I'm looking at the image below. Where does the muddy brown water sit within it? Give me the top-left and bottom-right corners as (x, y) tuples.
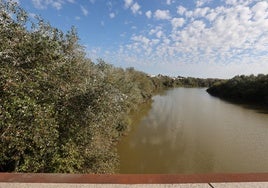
(117, 88), (268, 174)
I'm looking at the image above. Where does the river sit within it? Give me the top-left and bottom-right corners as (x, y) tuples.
(117, 88), (268, 174)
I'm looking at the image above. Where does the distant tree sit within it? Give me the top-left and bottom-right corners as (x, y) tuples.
(207, 74), (268, 105)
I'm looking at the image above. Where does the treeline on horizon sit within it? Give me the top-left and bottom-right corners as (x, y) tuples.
(0, 1), (221, 173)
(207, 74), (268, 105)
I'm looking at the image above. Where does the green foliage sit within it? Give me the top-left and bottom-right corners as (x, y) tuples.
(179, 77), (223, 88)
(151, 75), (223, 88)
(0, 0), (119, 173)
(207, 74), (268, 105)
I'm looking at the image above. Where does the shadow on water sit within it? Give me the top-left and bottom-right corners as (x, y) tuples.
(207, 93), (268, 114)
(242, 104), (268, 114)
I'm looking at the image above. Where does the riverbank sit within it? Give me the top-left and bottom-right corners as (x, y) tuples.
(206, 74), (268, 106)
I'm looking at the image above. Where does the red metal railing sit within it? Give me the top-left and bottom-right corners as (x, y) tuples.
(1, 173), (268, 184)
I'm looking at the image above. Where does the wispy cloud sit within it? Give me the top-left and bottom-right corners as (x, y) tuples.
(80, 5), (88, 16)
(31, 0), (65, 10)
(66, 0), (75, 3)
(195, 0), (211, 7)
(31, 0), (46, 9)
(166, 0), (174, 5)
(109, 12), (115, 19)
(89, 0), (95, 4)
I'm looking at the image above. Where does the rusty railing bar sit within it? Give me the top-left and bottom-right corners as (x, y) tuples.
(1, 173), (268, 184)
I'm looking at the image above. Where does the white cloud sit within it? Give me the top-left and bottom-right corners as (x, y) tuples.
(206, 11), (218, 22)
(225, 0), (260, 6)
(132, 35), (150, 45)
(81, 5), (88, 16)
(109, 12), (115, 18)
(149, 26), (162, 35)
(52, 2), (62, 10)
(177, 6), (187, 15)
(31, 0), (81, 10)
(31, 0), (46, 9)
(154, 9), (171, 20)
(193, 7), (210, 17)
(145, 10), (152, 19)
(225, 0), (238, 5)
(31, 0), (65, 10)
(156, 30), (163, 38)
(196, 0), (211, 7)
(112, 1), (268, 78)
(166, 0), (174, 5)
(131, 2), (142, 15)
(83, 0), (268, 78)
(75, 16), (80, 20)
(252, 1), (268, 21)
(171, 18), (185, 28)
(124, 0), (142, 15)
(124, 0), (133, 8)
(185, 10), (193, 18)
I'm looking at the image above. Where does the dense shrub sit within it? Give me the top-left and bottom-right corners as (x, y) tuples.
(0, 1), (177, 173)
(207, 74), (268, 105)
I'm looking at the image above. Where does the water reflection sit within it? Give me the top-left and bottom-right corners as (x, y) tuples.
(118, 88), (268, 174)
(209, 94), (268, 115)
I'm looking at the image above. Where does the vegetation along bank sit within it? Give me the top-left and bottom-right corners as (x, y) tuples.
(207, 74), (268, 105)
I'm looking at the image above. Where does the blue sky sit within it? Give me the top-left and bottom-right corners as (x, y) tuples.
(16, 0), (268, 78)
